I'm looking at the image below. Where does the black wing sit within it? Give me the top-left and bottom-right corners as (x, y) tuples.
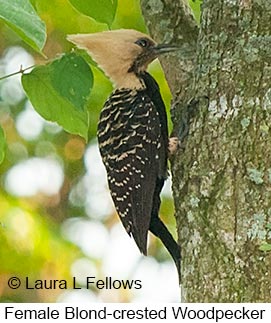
(97, 88), (163, 254)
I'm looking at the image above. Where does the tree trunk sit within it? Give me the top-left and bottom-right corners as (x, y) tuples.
(141, 0), (271, 302)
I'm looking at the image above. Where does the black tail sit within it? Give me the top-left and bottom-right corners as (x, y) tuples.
(149, 178), (181, 282)
(149, 216), (181, 282)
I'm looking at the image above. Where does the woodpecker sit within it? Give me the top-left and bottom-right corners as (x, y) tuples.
(67, 29), (181, 277)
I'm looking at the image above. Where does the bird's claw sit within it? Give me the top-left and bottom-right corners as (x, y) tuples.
(168, 137), (180, 156)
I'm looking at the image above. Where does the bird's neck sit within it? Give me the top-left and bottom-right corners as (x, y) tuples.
(114, 71), (147, 90)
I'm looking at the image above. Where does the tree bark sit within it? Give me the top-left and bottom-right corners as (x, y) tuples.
(141, 0), (271, 302)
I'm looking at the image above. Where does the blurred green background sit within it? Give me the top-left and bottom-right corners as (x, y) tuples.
(0, 0), (201, 302)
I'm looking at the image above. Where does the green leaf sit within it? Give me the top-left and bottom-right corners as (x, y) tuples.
(189, 0), (202, 24)
(22, 53), (93, 140)
(0, 0), (46, 53)
(259, 243), (271, 252)
(50, 53), (93, 112)
(68, 0), (118, 27)
(0, 125), (6, 164)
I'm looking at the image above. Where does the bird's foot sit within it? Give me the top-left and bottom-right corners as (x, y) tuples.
(168, 137), (180, 156)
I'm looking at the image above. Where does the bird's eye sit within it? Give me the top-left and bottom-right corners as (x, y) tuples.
(135, 38), (151, 48)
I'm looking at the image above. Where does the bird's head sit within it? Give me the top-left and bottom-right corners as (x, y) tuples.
(67, 29), (177, 89)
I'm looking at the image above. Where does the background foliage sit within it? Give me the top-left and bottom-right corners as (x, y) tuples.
(0, 0), (201, 302)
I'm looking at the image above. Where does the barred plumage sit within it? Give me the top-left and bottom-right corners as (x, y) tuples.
(98, 73), (166, 254)
(67, 29), (181, 279)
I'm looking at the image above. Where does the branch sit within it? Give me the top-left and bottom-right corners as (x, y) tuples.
(0, 65), (35, 81)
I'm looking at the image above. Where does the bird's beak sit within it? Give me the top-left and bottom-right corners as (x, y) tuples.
(152, 44), (179, 55)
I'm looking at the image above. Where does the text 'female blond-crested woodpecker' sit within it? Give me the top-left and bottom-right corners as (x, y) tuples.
(67, 29), (181, 277)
